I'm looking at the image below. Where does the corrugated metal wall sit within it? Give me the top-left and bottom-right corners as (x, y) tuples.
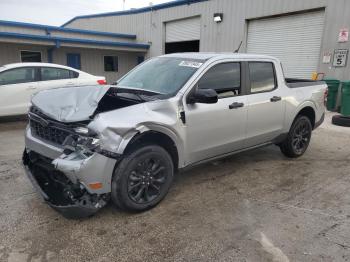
(65, 0), (350, 80)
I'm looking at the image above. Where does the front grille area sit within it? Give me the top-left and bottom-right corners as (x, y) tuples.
(30, 119), (71, 145)
(29, 106), (73, 145)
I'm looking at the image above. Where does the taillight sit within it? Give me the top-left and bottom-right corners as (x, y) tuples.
(324, 88), (328, 106)
(97, 79), (107, 85)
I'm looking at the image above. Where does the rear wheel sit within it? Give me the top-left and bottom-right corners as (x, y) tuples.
(279, 116), (312, 158)
(111, 145), (174, 212)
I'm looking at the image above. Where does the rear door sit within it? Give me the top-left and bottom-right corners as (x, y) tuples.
(38, 67), (79, 91)
(244, 61), (285, 147)
(0, 67), (39, 116)
(184, 61), (248, 164)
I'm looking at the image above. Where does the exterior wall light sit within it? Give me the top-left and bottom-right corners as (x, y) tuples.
(214, 13), (223, 23)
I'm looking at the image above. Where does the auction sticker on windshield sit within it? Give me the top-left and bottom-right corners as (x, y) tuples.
(179, 61), (203, 68)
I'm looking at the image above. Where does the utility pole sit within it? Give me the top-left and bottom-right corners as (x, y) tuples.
(122, 0), (125, 11)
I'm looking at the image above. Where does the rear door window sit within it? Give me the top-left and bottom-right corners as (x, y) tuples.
(0, 67), (36, 85)
(40, 67), (72, 81)
(70, 71), (79, 78)
(198, 62), (241, 98)
(249, 62), (276, 93)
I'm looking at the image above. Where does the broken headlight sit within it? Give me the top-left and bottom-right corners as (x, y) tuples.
(63, 134), (119, 160)
(74, 126), (89, 135)
(74, 126), (98, 137)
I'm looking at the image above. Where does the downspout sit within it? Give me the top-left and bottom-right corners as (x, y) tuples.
(47, 48), (54, 63)
(47, 40), (60, 63)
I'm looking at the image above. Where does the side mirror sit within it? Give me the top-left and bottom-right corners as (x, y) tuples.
(188, 89), (218, 104)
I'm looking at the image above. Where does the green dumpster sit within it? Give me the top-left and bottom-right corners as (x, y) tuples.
(341, 81), (350, 116)
(324, 79), (340, 111)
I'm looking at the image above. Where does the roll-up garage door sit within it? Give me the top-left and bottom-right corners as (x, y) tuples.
(247, 11), (325, 79)
(166, 17), (200, 43)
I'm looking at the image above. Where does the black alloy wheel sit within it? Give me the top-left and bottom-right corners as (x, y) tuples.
(280, 116), (312, 158)
(127, 157), (167, 204)
(111, 145), (174, 212)
(291, 118), (312, 155)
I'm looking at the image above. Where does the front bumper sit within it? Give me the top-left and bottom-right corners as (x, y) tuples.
(25, 126), (118, 194)
(23, 126), (120, 218)
(23, 150), (110, 219)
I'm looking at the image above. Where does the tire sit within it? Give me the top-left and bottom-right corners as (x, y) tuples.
(332, 114), (350, 127)
(111, 145), (174, 212)
(279, 115), (312, 158)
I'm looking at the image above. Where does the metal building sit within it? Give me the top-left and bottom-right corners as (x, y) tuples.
(1, 0), (350, 82)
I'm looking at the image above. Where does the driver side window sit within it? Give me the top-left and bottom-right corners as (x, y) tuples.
(198, 62), (241, 98)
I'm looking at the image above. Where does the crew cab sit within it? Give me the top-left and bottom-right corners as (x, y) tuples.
(22, 53), (327, 218)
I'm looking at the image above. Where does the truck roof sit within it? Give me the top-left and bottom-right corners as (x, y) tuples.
(161, 52), (279, 62)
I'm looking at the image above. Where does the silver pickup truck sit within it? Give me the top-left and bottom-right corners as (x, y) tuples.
(23, 53), (327, 218)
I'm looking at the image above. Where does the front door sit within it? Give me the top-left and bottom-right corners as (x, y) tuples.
(244, 61), (285, 147)
(184, 62), (248, 165)
(0, 67), (39, 116)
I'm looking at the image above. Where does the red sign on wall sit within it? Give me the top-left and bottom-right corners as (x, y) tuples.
(338, 28), (349, 42)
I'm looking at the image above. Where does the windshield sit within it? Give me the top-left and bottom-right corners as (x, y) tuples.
(117, 57), (203, 95)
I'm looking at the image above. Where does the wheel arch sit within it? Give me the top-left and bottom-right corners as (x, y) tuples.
(295, 106), (316, 128)
(117, 126), (183, 170)
(289, 102), (316, 130)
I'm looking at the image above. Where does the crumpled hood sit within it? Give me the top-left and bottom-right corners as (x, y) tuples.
(31, 85), (111, 122)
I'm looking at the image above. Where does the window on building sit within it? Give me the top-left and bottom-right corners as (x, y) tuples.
(137, 56), (145, 65)
(21, 51), (42, 62)
(0, 68), (36, 85)
(104, 56), (118, 72)
(249, 62), (276, 93)
(40, 67), (76, 81)
(198, 62), (241, 98)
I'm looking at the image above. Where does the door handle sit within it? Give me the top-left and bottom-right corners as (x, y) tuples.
(229, 102), (244, 109)
(270, 96), (282, 102)
(66, 82), (75, 85)
(26, 85), (37, 90)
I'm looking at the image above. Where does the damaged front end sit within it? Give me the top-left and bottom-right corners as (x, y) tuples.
(23, 150), (110, 219)
(23, 102), (124, 219)
(23, 84), (177, 218)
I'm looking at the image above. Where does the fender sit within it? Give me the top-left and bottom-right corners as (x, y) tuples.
(286, 100), (317, 130)
(115, 123), (185, 168)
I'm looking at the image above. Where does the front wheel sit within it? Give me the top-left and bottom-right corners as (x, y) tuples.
(111, 145), (174, 212)
(279, 116), (312, 158)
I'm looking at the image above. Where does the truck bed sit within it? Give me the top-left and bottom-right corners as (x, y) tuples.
(286, 78), (325, 88)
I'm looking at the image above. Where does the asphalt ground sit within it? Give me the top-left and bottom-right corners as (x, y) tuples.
(0, 112), (349, 262)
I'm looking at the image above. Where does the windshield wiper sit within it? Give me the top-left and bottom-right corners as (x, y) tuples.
(114, 89), (149, 102)
(114, 87), (164, 102)
(115, 86), (163, 96)
(129, 92), (146, 102)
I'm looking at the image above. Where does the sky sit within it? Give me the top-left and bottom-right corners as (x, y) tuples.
(0, 0), (171, 26)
